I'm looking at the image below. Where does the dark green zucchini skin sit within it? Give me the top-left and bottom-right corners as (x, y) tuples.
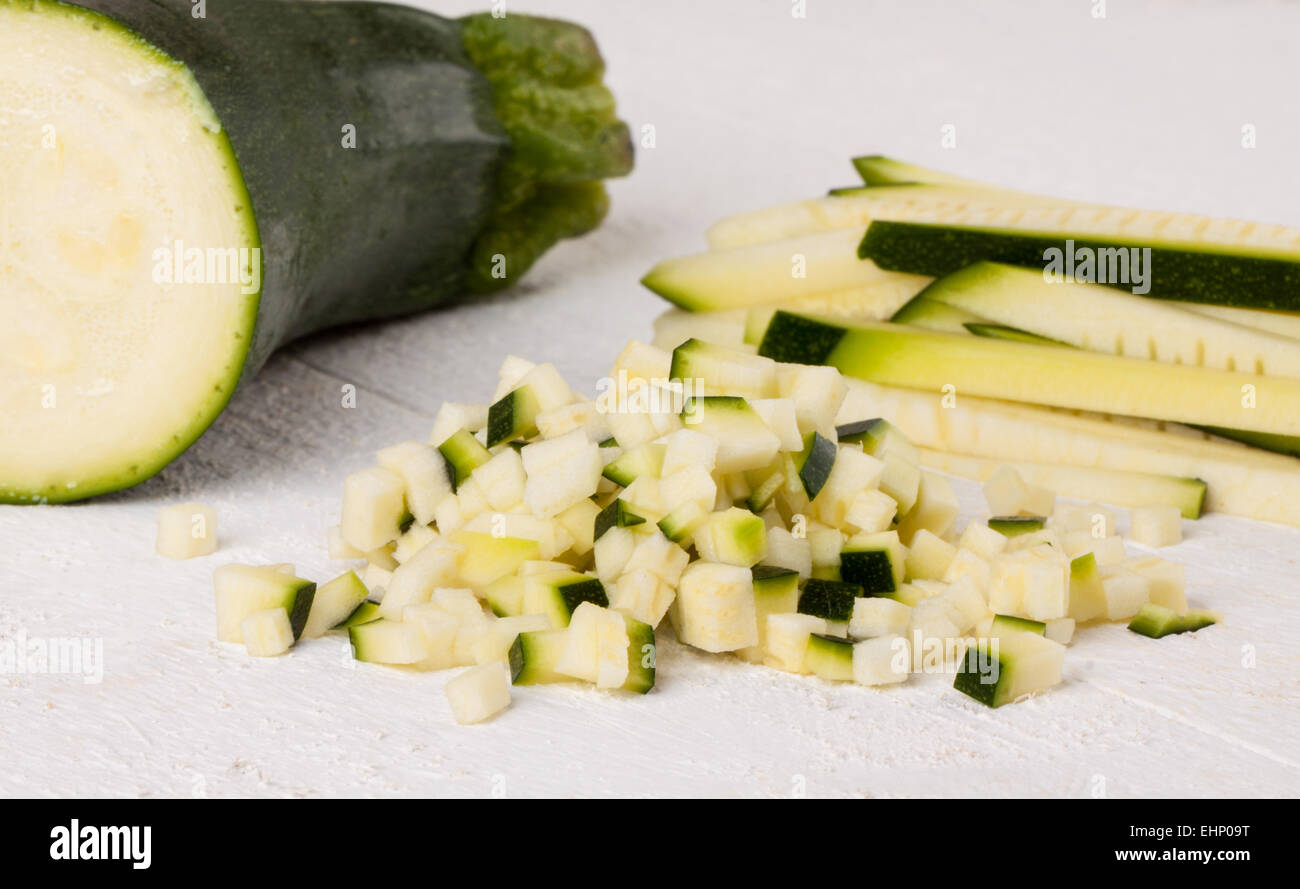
(74, 0), (509, 375)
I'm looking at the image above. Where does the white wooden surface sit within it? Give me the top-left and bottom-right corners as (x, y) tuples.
(3, 0), (1299, 798)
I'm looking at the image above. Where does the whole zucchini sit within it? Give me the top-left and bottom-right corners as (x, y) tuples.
(0, 0), (632, 503)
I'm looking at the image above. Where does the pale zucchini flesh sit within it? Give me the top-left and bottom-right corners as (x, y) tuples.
(0, 3), (259, 503)
(922, 263), (1300, 379)
(836, 378), (1300, 527)
(918, 449), (1206, 519)
(642, 229), (929, 312)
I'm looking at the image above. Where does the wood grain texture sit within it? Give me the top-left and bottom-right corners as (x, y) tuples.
(1, 0), (1298, 798)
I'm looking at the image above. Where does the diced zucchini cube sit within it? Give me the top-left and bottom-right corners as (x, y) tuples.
(241, 608), (294, 657)
(340, 466), (406, 552)
(623, 531), (690, 586)
(377, 441), (452, 526)
(983, 465), (1030, 516)
(1129, 505), (1183, 548)
(445, 662), (512, 725)
(694, 507), (767, 567)
(852, 635), (911, 686)
(674, 561), (758, 652)
(1124, 556), (1186, 613)
(849, 597), (911, 639)
(472, 448), (527, 511)
(521, 430), (603, 518)
(764, 613), (829, 674)
(749, 398), (803, 452)
(943, 548), (991, 595)
(958, 522), (1008, 562)
(896, 471), (960, 544)
(302, 570), (370, 639)
(845, 488), (898, 534)
(762, 527), (813, 579)
(610, 569), (677, 627)
(662, 428), (719, 475)
(1101, 570), (1150, 621)
(429, 402), (489, 448)
(904, 529), (956, 581)
(349, 619), (433, 665)
(378, 542), (463, 620)
(156, 501), (218, 560)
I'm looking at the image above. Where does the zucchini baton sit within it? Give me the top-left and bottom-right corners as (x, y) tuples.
(0, 0), (632, 503)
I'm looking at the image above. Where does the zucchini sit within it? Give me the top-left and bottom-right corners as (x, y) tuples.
(840, 531), (906, 595)
(302, 571), (370, 639)
(797, 579), (862, 622)
(602, 442), (665, 487)
(989, 614), (1047, 636)
(758, 312), (1300, 437)
(988, 516), (1047, 538)
(680, 396), (781, 473)
(213, 564), (315, 644)
(438, 429), (493, 489)
(924, 263), (1300, 378)
(673, 561), (759, 653)
(703, 183), (1070, 250)
(954, 632), (1064, 708)
(1128, 603), (1218, 639)
(486, 386), (542, 447)
(594, 499), (647, 540)
(509, 628), (572, 685)
(836, 377), (1300, 526)
(523, 571), (609, 628)
(851, 155), (988, 188)
(695, 508), (767, 568)
(805, 634), (855, 682)
(642, 229), (930, 312)
(671, 338), (778, 398)
(451, 531), (542, 589)
(921, 451), (1207, 519)
(241, 609), (296, 658)
(793, 431), (838, 499)
(2, 0), (630, 503)
(336, 601), (383, 630)
(859, 216), (1300, 311)
(349, 619), (431, 665)
(445, 662), (513, 725)
(891, 295), (986, 333)
(964, 323), (1065, 346)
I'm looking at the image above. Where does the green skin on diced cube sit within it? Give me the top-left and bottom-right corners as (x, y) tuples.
(622, 616), (657, 694)
(487, 386), (541, 447)
(797, 579), (862, 622)
(795, 431), (837, 499)
(1128, 604), (1218, 639)
(954, 641), (1009, 707)
(752, 565), (800, 598)
(988, 516), (1046, 537)
(438, 428), (492, 488)
(594, 499), (645, 540)
(557, 578), (609, 615)
(747, 469), (785, 512)
(805, 633), (855, 682)
(991, 614), (1046, 636)
(509, 629), (570, 685)
(840, 548), (897, 595)
(602, 443), (664, 487)
(335, 600), (382, 629)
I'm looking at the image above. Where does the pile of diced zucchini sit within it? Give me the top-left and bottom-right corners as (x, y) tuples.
(213, 338), (1214, 723)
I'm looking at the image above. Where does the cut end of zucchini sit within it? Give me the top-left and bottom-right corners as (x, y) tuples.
(0, 1), (260, 503)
